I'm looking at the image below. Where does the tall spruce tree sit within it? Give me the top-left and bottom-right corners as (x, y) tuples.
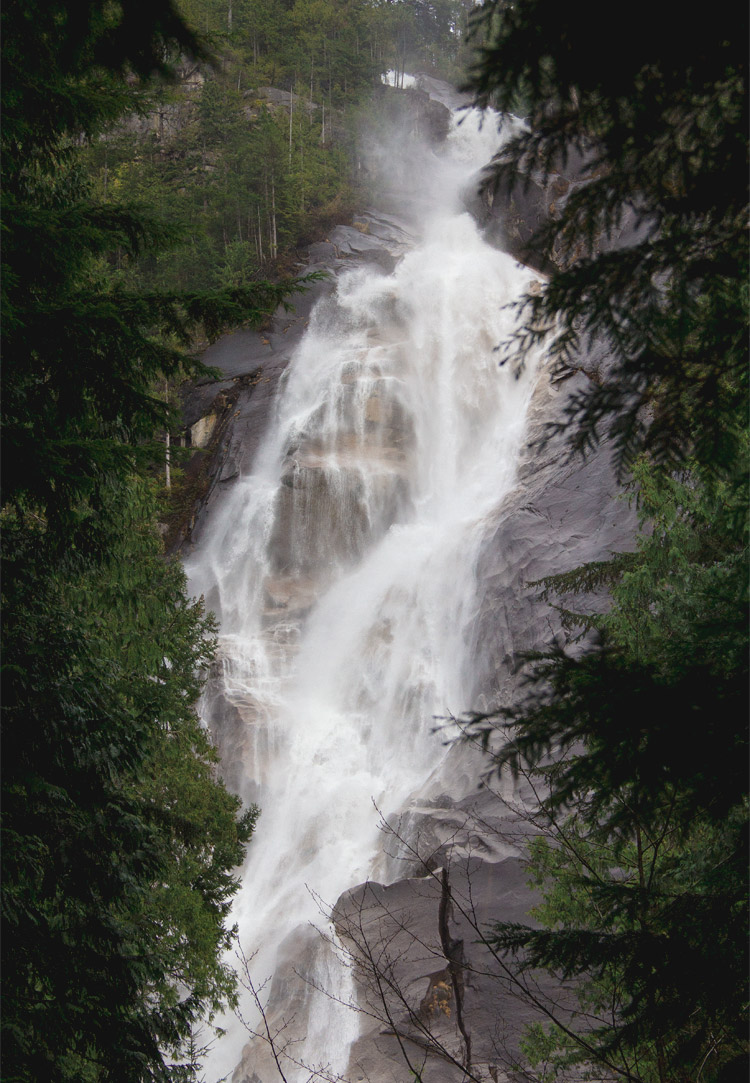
(469, 0), (747, 477)
(1, 2), (296, 1078)
(462, 2), (749, 1079)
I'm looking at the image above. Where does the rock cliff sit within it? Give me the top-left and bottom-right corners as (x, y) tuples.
(182, 78), (636, 1082)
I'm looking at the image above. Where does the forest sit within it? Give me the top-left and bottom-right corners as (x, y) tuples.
(1, 0), (747, 1081)
(81, 0), (473, 294)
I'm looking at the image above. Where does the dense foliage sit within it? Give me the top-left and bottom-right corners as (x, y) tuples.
(470, 0), (747, 477)
(474, 461), (747, 1081)
(2, 485), (257, 1081)
(463, 2), (748, 1080)
(0, 1), (294, 1078)
(80, 0), (476, 295)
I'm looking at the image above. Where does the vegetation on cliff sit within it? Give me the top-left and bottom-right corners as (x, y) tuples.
(464, 1), (748, 1079)
(81, 0), (476, 295)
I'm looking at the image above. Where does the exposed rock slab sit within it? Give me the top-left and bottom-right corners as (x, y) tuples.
(179, 204), (418, 555)
(331, 362), (637, 1081)
(179, 268), (340, 549)
(187, 76), (639, 1082)
(467, 142), (652, 273)
(468, 369), (637, 708)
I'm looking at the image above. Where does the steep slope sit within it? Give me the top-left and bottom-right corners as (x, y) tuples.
(183, 78), (635, 1082)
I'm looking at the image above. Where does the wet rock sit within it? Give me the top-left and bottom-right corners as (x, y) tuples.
(231, 926), (331, 1083)
(189, 411), (219, 448)
(415, 74), (471, 111)
(268, 457), (409, 575)
(199, 683), (253, 799)
(468, 370), (637, 708)
(335, 856), (554, 1081)
(354, 211), (414, 247)
(329, 224), (399, 271)
(468, 143), (651, 274)
(325, 366), (636, 1080)
(262, 574), (319, 619)
(178, 200), (419, 556)
(335, 874), (471, 1082)
(371, 83), (452, 144)
(307, 240), (337, 262)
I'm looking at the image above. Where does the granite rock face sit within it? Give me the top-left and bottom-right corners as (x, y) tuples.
(329, 372), (636, 1083)
(469, 372), (637, 707)
(185, 79), (637, 1082)
(467, 143), (651, 274)
(330, 113), (638, 1079)
(327, 109), (641, 1073)
(370, 82), (453, 144)
(221, 360), (635, 1083)
(179, 209), (418, 554)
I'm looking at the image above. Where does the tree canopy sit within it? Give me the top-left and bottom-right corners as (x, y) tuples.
(469, 0), (747, 477)
(462, 2), (749, 1079)
(0, 2), (291, 1078)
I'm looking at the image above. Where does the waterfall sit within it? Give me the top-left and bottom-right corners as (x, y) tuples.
(185, 98), (545, 1082)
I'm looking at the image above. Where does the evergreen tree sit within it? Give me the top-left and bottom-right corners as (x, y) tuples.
(471, 461), (748, 1080)
(461, 2), (749, 1079)
(1, 1), (291, 1077)
(2, 484), (257, 1081)
(468, 0), (748, 476)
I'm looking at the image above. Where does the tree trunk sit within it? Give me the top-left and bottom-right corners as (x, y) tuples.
(288, 84), (293, 166)
(271, 175), (278, 260)
(164, 382), (171, 490)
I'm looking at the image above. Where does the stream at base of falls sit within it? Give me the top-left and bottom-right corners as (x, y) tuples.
(185, 92), (545, 1082)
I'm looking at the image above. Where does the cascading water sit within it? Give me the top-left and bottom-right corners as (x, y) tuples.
(185, 95), (545, 1082)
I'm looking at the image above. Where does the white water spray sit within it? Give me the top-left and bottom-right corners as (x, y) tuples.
(186, 102), (544, 1082)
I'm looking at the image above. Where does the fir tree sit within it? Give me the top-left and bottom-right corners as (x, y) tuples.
(1, 2), (293, 1077)
(469, 461), (748, 1081)
(462, 2), (749, 1079)
(468, 0), (748, 477)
